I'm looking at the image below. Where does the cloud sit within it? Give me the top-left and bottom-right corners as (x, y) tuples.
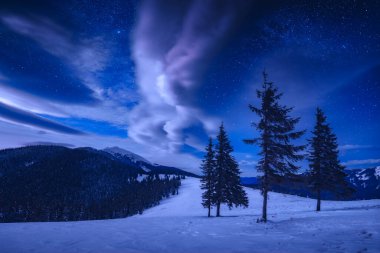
(339, 144), (373, 151)
(238, 159), (257, 166)
(0, 102), (83, 135)
(184, 135), (207, 152)
(130, 0), (252, 152)
(342, 159), (380, 166)
(0, 84), (67, 117)
(0, 78), (135, 127)
(0, 14), (108, 95)
(0, 14), (137, 128)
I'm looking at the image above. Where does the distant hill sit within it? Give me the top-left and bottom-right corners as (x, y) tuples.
(241, 167), (380, 200)
(240, 177), (258, 186)
(103, 146), (199, 178)
(103, 146), (151, 164)
(0, 145), (192, 222)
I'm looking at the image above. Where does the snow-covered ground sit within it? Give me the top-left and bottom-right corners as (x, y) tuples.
(1, 178), (379, 253)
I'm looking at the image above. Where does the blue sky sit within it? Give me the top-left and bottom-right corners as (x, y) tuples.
(0, 0), (379, 175)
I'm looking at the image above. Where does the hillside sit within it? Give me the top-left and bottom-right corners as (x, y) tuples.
(241, 167), (380, 200)
(0, 145), (182, 222)
(1, 178), (379, 253)
(103, 146), (199, 177)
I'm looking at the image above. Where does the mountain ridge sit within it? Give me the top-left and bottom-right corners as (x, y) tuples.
(0, 145), (186, 222)
(241, 167), (380, 200)
(102, 146), (199, 177)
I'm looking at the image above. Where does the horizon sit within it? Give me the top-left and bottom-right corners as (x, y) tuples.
(0, 0), (379, 175)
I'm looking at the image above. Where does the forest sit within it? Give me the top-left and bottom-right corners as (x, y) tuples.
(0, 145), (182, 222)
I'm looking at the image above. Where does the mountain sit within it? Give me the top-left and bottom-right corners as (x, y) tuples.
(0, 145), (184, 222)
(103, 147), (151, 165)
(241, 167), (380, 200)
(345, 167), (380, 199)
(0, 144), (143, 175)
(103, 146), (199, 177)
(240, 177), (258, 186)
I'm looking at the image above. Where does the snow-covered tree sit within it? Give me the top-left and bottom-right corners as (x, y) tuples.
(308, 108), (353, 211)
(200, 138), (216, 217)
(215, 123), (248, 217)
(244, 71), (305, 222)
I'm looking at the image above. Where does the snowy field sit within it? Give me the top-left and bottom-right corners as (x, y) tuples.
(1, 177), (379, 253)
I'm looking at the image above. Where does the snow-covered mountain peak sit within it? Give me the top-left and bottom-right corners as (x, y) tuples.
(103, 147), (151, 164)
(375, 166), (380, 179)
(103, 147), (197, 176)
(356, 169), (370, 181)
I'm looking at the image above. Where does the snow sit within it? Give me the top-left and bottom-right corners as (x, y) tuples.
(140, 165), (150, 172)
(135, 174), (174, 182)
(1, 178), (379, 253)
(356, 170), (370, 181)
(136, 174), (147, 182)
(103, 146), (151, 164)
(375, 166), (380, 179)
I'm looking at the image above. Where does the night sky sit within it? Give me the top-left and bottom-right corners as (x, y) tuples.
(0, 0), (379, 175)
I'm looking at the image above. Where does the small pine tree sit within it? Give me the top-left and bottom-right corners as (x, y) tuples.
(200, 138), (216, 217)
(215, 123), (248, 217)
(308, 108), (353, 211)
(244, 71), (305, 222)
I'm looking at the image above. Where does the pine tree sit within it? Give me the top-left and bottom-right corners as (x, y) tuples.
(308, 108), (352, 211)
(215, 123), (248, 217)
(200, 138), (216, 217)
(244, 71), (305, 222)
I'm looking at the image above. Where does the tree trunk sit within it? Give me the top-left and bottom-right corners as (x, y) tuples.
(216, 201), (221, 217)
(262, 189), (267, 222)
(316, 190), (321, 211)
(208, 205), (211, 217)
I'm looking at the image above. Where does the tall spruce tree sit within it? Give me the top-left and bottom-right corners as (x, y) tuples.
(308, 108), (352, 211)
(200, 138), (216, 217)
(215, 123), (248, 217)
(244, 71), (305, 222)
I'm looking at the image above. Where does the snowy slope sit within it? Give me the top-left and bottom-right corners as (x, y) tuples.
(103, 146), (151, 164)
(1, 178), (379, 253)
(103, 146), (198, 177)
(142, 178), (380, 218)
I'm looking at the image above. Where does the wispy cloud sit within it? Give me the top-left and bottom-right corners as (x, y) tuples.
(0, 84), (67, 117)
(339, 144), (373, 151)
(130, 0), (252, 152)
(342, 159), (380, 166)
(0, 13), (135, 130)
(0, 102), (83, 135)
(1, 14), (108, 94)
(239, 159), (257, 166)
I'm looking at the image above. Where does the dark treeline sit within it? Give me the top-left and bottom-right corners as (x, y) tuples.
(0, 145), (182, 222)
(240, 172), (361, 201)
